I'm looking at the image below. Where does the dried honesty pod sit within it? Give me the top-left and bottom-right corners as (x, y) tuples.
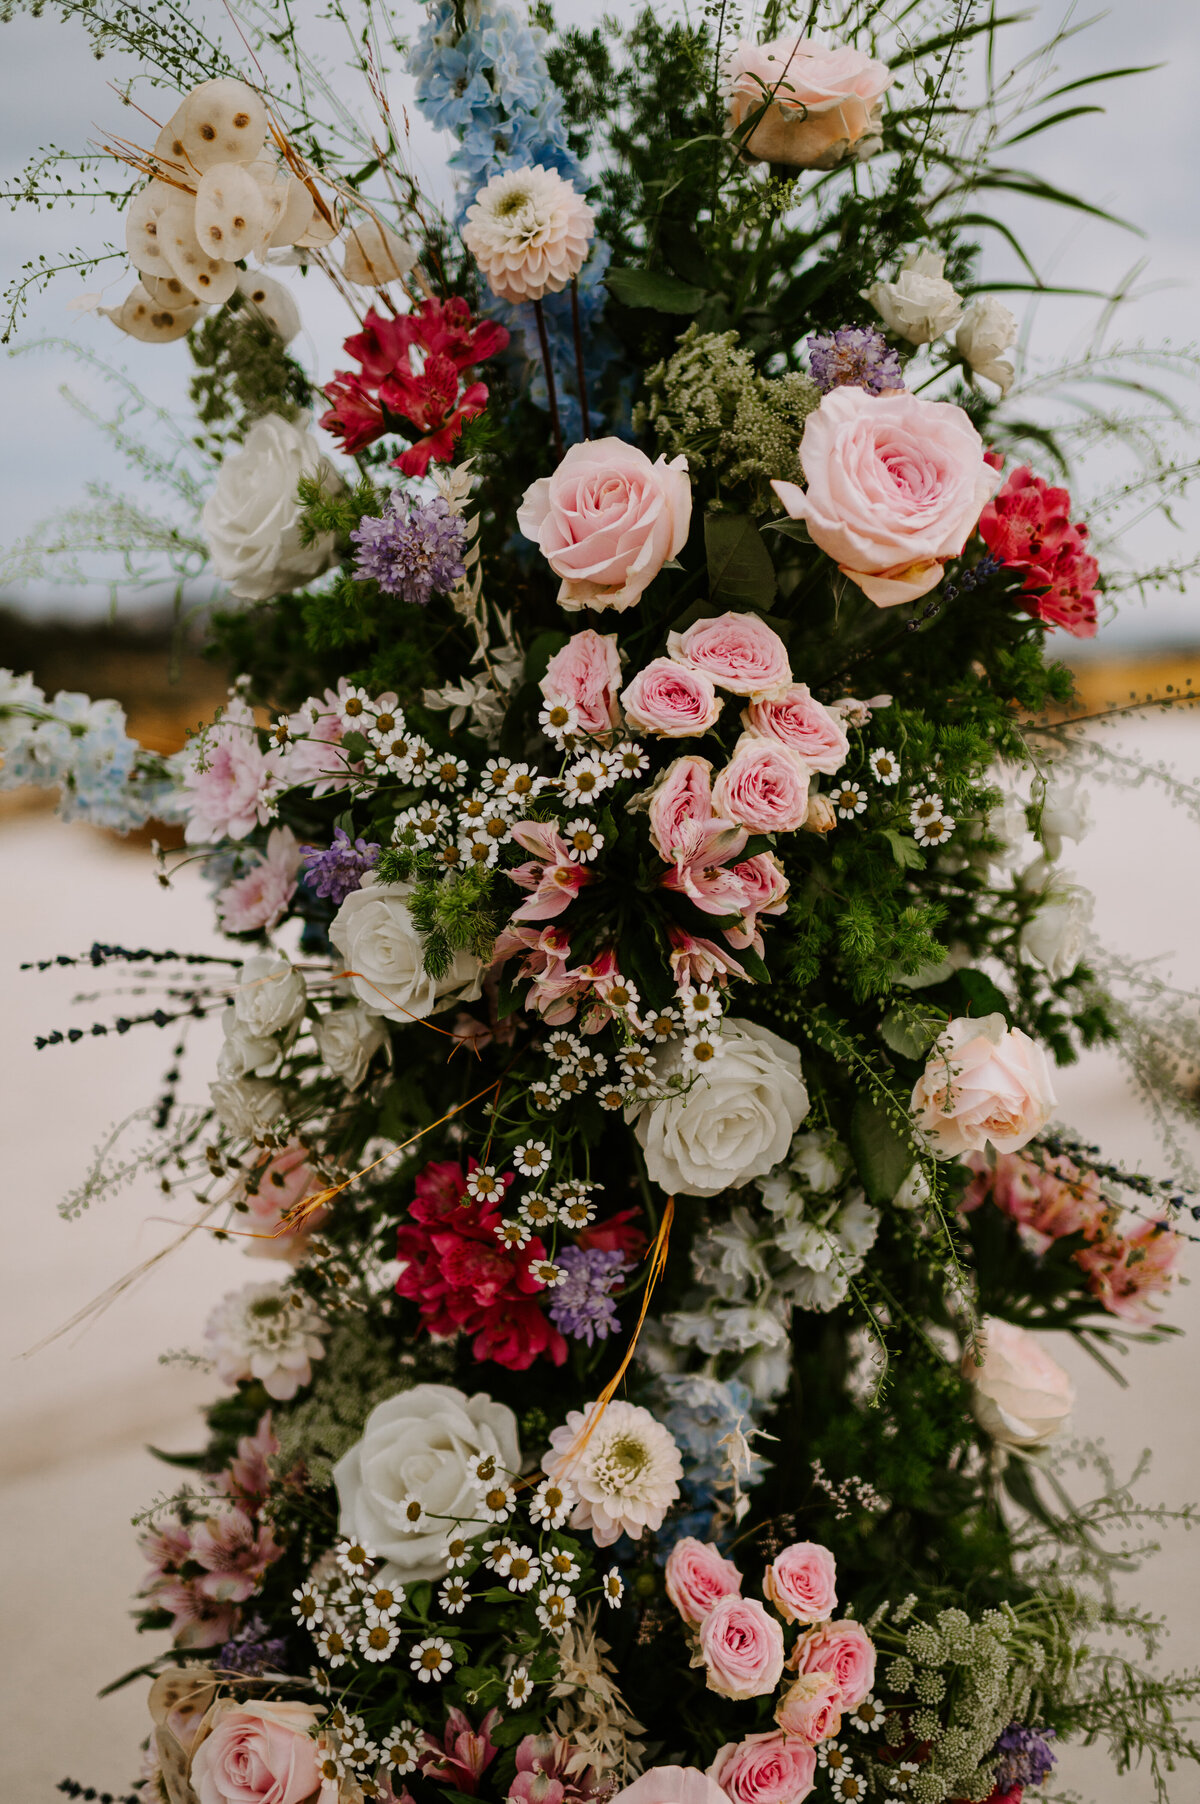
(342, 216), (418, 287)
(246, 162), (314, 253)
(125, 181), (175, 280)
(148, 1666), (221, 1804)
(295, 198), (340, 250)
(99, 282), (206, 341)
(236, 269), (301, 342)
(144, 272), (199, 308)
(194, 162), (264, 262)
(157, 194), (238, 302)
(167, 77), (269, 175)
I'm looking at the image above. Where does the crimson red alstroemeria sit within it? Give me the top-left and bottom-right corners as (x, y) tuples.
(978, 464), (1099, 639)
(319, 298), (509, 477)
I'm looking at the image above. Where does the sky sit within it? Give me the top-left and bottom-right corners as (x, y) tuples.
(1, 0), (1198, 647)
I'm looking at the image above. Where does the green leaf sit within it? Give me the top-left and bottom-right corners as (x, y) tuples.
(704, 513), (777, 610)
(849, 1096), (916, 1205)
(605, 267), (709, 313)
(145, 1445), (209, 1469)
(879, 1010), (937, 1060)
(524, 629), (568, 684)
(956, 967), (1011, 1021)
(880, 829), (925, 870)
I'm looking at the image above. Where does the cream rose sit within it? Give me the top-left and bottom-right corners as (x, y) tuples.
(911, 1013), (1056, 1159)
(208, 1077), (285, 1140)
(635, 1020), (810, 1198)
(772, 387), (1002, 608)
(712, 733), (812, 834)
(202, 414), (340, 603)
(866, 249), (963, 345)
(329, 872), (483, 1023)
(622, 658), (724, 738)
(231, 954), (306, 1039)
(312, 1002), (387, 1088)
(774, 1671), (842, 1746)
(956, 296), (1018, 394)
(725, 36), (891, 170)
(743, 685), (849, 775)
(668, 612), (791, 698)
(962, 1317), (1075, 1448)
(190, 1699), (324, 1804)
(517, 437), (691, 613)
(332, 1383), (521, 1584)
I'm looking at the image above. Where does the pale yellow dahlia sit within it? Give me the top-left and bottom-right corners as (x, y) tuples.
(462, 164), (594, 304)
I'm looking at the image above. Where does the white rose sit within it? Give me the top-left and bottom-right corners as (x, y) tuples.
(635, 1019), (810, 1198)
(866, 249), (963, 345)
(1019, 870), (1094, 979)
(217, 1006), (279, 1078)
(1037, 774), (1091, 861)
(202, 413), (341, 603)
(962, 1318), (1074, 1448)
(232, 953), (306, 1038)
(209, 1076), (285, 1139)
(332, 1384), (521, 1585)
(956, 296), (1017, 394)
(313, 1003), (388, 1088)
(329, 873), (483, 1024)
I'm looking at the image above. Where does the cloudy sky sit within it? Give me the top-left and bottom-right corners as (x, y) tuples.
(1, 0), (1198, 646)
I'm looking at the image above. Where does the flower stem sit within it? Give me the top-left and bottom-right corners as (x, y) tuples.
(533, 298), (565, 461)
(570, 278), (591, 440)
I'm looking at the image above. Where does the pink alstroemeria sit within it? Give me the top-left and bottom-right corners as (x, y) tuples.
(648, 755), (716, 859)
(508, 819), (594, 921)
(668, 926), (750, 988)
(422, 1707), (501, 1795)
(660, 818), (751, 917)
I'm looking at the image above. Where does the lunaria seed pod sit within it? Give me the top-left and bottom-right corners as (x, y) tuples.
(125, 182), (175, 279)
(236, 270), (301, 342)
(295, 200), (340, 250)
(143, 272), (198, 307)
(100, 283), (206, 342)
(173, 78), (268, 174)
(158, 196), (238, 302)
(194, 162), (264, 262)
(342, 217), (418, 287)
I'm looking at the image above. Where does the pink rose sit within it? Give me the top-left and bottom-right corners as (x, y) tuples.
(612, 1769), (731, 1804)
(649, 757), (716, 859)
(911, 1014), (1056, 1159)
(668, 612), (791, 697)
(712, 734), (811, 833)
(699, 1594), (786, 1700)
(622, 658), (723, 738)
(791, 1620), (876, 1710)
(774, 1671), (842, 1746)
(517, 437), (692, 613)
(541, 629), (623, 741)
(743, 685), (849, 776)
(763, 1541), (838, 1625)
(725, 36), (891, 169)
(191, 1700), (323, 1804)
(708, 1734), (816, 1804)
(664, 1536), (743, 1627)
(772, 388), (1002, 607)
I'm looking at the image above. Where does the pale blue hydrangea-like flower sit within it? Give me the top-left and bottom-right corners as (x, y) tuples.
(656, 1372), (766, 1506)
(0, 673), (157, 830)
(351, 495), (468, 605)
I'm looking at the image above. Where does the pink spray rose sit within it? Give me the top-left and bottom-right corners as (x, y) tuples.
(191, 1699), (323, 1804)
(668, 612), (791, 697)
(774, 1671), (843, 1746)
(648, 757), (716, 859)
(725, 36), (891, 169)
(791, 1619), (876, 1710)
(743, 685), (849, 776)
(911, 1014), (1056, 1159)
(540, 629), (624, 741)
(612, 1770), (731, 1804)
(772, 388), (1002, 608)
(622, 658), (724, 738)
(517, 437), (692, 613)
(699, 1594), (786, 1700)
(664, 1536), (744, 1626)
(712, 734), (811, 833)
(708, 1733), (817, 1804)
(763, 1541), (838, 1625)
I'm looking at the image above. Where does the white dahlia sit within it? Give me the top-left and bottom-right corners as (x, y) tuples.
(462, 165), (594, 304)
(542, 1399), (682, 1547)
(205, 1280), (327, 1400)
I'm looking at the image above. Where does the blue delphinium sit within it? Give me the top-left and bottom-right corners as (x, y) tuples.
(548, 1246), (631, 1347)
(0, 678), (156, 831)
(658, 1372), (767, 1506)
(351, 494), (468, 605)
(991, 1723), (1057, 1794)
(301, 828), (380, 906)
(807, 326), (905, 396)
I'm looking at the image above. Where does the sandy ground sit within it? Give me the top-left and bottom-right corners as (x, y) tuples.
(3, 716), (1200, 1802)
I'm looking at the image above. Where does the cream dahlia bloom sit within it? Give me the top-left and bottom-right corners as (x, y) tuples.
(204, 1280), (326, 1401)
(463, 164), (595, 304)
(543, 1399), (682, 1547)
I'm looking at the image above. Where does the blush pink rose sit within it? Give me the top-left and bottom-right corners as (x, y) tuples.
(699, 1594), (786, 1700)
(668, 612), (791, 697)
(772, 388), (1002, 607)
(540, 629), (624, 742)
(712, 734), (811, 833)
(743, 685), (849, 776)
(612, 1770), (731, 1804)
(649, 757), (716, 859)
(664, 1536), (744, 1626)
(622, 658), (723, 738)
(791, 1620), (876, 1710)
(725, 36), (892, 169)
(517, 436), (692, 613)
(191, 1699), (323, 1804)
(708, 1733), (817, 1804)
(774, 1671), (843, 1746)
(763, 1541), (838, 1625)
(911, 1013), (1056, 1159)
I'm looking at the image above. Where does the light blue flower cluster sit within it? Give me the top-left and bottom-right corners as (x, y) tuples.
(0, 669), (169, 831)
(409, 0), (617, 441)
(652, 1372), (767, 1550)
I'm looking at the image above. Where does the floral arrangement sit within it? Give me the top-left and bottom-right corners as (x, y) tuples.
(7, 5), (1200, 1804)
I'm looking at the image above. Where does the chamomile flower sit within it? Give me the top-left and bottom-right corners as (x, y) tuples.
(542, 1545), (581, 1582)
(506, 1666), (533, 1709)
(478, 1479), (518, 1522)
(831, 782), (869, 818)
(272, 714), (292, 745)
(550, 1068), (588, 1100)
(574, 1048), (608, 1080)
(529, 1081), (562, 1112)
(642, 1005), (682, 1042)
(315, 1622), (349, 1667)
(482, 1535), (516, 1571)
(913, 813), (955, 847)
(599, 973), (640, 1013)
(433, 840), (464, 870)
(679, 984), (723, 1028)
(597, 1084), (626, 1111)
(431, 753), (471, 792)
(536, 1583), (578, 1633)
(563, 757), (610, 805)
(530, 1258), (566, 1289)
(380, 729), (419, 771)
(530, 1475), (576, 1530)
(457, 792), (489, 822)
(411, 1636), (454, 1683)
(380, 1722), (421, 1775)
(518, 1193), (558, 1229)
(316, 1749), (347, 1788)
(481, 756), (514, 790)
(437, 1576), (470, 1615)
(478, 806), (513, 845)
(336, 1538), (376, 1578)
(539, 700), (579, 744)
(558, 1194), (597, 1230)
(291, 1582), (323, 1628)
(909, 793), (945, 828)
(468, 1450), (501, 1486)
(892, 1761), (920, 1791)
(340, 1727), (378, 1771)
(495, 1218), (533, 1250)
(816, 1743), (852, 1774)
(365, 702), (403, 741)
(564, 818), (605, 863)
(460, 830), (499, 869)
(363, 1581), (404, 1620)
(500, 763), (544, 806)
(830, 1774), (868, 1803)
(357, 1618), (400, 1662)
(618, 1045), (652, 1076)
(602, 1567), (625, 1608)
(502, 1546), (541, 1593)
(514, 1140), (551, 1177)
(869, 748), (901, 785)
(442, 1533), (472, 1570)
(681, 1027), (724, 1069)
(621, 1065), (657, 1099)
(466, 1167), (505, 1206)
(606, 741), (649, 780)
(400, 735), (434, 785)
(545, 1030), (583, 1064)
(395, 1494), (428, 1533)
(847, 1695), (885, 1733)
(338, 686), (372, 732)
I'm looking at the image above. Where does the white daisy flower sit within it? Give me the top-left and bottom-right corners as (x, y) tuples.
(641, 1005), (682, 1042)
(430, 752), (470, 792)
(564, 818), (604, 863)
(291, 1582), (323, 1628)
(618, 1045), (653, 1075)
(363, 1581), (404, 1619)
(395, 1494), (428, 1534)
(340, 1728), (378, 1771)
(679, 984), (723, 1028)
(536, 1583), (578, 1633)
(831, 782), (869, 818)
(869, 747), (901, 785)
(514, 1139), (551, 1177)
(562, 756), (610, 805)
(337, 686), (372, 732)
(545, 1030), (583, 1064)
(606, 741), (649, 779)
(437, 1576), (470, 1615)
(315, 1621), (350, 1667)
(602, 1567), (625, 1608)
(574, 1048), (608, 1080)
(681, 1027), (724, 1069)
(542, 1545), (581, 1583)
(503, 1546), (541, 1593)
(315, 1748), (346, 1789)
(468, 1450), (502, 1486)
(411, 1636), (454, 1683)
(432, 840), (465, 871)
(478, 1478), (518, 1522)
(529, 1081), (562, 1112)
(506, 1665), (533, 1709)
(830, 1775), (868, 1803)
(495, 1218), (533, 1250)
(557, 1195), (596, 1229)
(357, 1618), (400, 1662)
(466, 1165), (506, 1205)
(530, 1475), (576, 1530)
(550, 1067), (588, 1101)
(397, 734), (434, 785)
(458, 792), (490, 822)
(909, 792), (945, 827)
(482, 756), (515, 790)
(518, 1193), (558, 1229)
(500, 762), (545, 807)
(365, 700), (403, 739)
(442, 1533), (472, 1570)
(460, 830), (500, 869)
(816, 1742), (852, 1773)
(847, 1695), (885, 1734)
(478, 806), (513, 845)
(539, 699), (579, 745)
(596, 1084), (627, 1111)
(914, 813), (955, 847)
(336, 1538), (376, 1578)
(530, 1259), (566, 1289)
(380, 1722), (421, 1776)
(482, 1535), (516, 1571)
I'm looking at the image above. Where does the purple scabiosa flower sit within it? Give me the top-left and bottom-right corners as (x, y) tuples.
(548, 1245), (631, 1347)
(351, 493), (468, 605)
(807, 326), (904, 397)
(301, 827), (380, 905)
(217, 1615), (288, 1676)
(992, 1722), (1057, 1794)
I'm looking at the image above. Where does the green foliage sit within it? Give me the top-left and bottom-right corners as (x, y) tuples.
(188, 296), (313, 458)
